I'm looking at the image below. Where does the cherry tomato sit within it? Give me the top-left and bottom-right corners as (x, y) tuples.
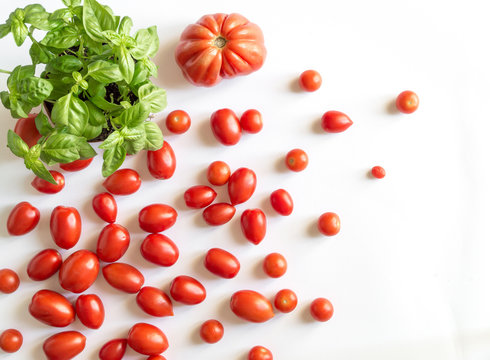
(99, 339), (127, 360)
(317, 212), (341, 236)
(240, 209), (266, 245)
(310, 297), (334, 322)
(166, 110), (191, 134)
(263, 253), (287, 278)
(270, 189), (293, 216)
(27, 249), (62, 281)
(274, 289), (297, 313)
(240, 109), (263, 133)
(59, 157), (93, 171)
(139, 204), (178, 233)
(31, 170), (65, 194)
(207, 160), (231, 186)
(285, 149), (308, 172)
(29, 289), (75, 327)
(140, 234), (179, 267)
(396, 90), (419, 113)
(200, 319), (224, 344)
(92, 192), (117, 223)
(249, 345), (273, 360)
(7, 201), (40, 235)
(321, 110), (353, 133)
(50, 206), (81, 250)
(0, 329), (22, 353)
(59, 250), (99, 293)
(184, 185), (217, 209)
(96, 223), (130, 263)
(127, 323), (169, 356)
(371, 166), (386, 179)
(230, 290), (274, 323)
(43, 331), (86, 360)
(76, 294), (104, 329)
(0, 269), (19, 294)
(228, 167), (257, 205)
(170, 275), (206, 305)
(14, 113), (41, 147)
(103, 168), (141, 195)
(136, 286), (174, 317)
(299, 69), (322, 92)
(202, 203), (236, 226)
(147, 141), (176, 180)
(204, 248), (240, 279)
(210, 108), (241, 145)
(102, 263), (144, 294)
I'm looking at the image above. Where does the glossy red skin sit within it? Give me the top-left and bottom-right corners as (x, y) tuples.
(230, 290), (274, 323)
(99, 339), (127, 360)
(240, 209), (266, 245)
(175, 13), (266, 87)
(371, 166), (386, 179)
(76, 294), (104, 329)
(0, 269), (19, 294)
(29, 289), (75, 327)
(318, 212), (341, 236)
(228, 167), (257, 205)
(92, 192), (117, 223)
(102, 263), (144, 294)
(166, 110), (191, 134)
(396, 90), (419, 113)
(285, 149), (308, 172)
(263, 253), (287, 278)
(43, 331), (86, 360)
(321, 111), (353, 133)
(274, 289), (298, 313)
(310, 297), (334, 322)
(14, 113), (41, 147)
(240, 109), (263, 133)
(59, 158), (93, 171)
(31, 170), (65, 194)
(136, 286), (174, 317)
(27, 249), (62, 281)
(202, 203), (236, 225)
(103, 168), (141, 195)
(170, 275), (206, 305)
(207, 160), (230, 186)
(139, 204), (178, 233)
(50, 206), (81, 250)
(0, 329), (23, 353)
(140, 234), (179, 267)
(184, 185), (217, 208)
(147, 141), (176, 180)
(299, 69), (322, 92)
(200, 319), (224, 344)
(96, 223), (130, 263)
(59, 250), (99, 293)
(7, 201), (40, 235)
(127, 323), (169, 356)
(204, 248), (240, 279)
(270, 189), (293, 216)
(249, 345), (273, 360)
(210, 108), (241, 145)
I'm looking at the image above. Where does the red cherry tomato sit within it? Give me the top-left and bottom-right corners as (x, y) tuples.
(299, 69), (322, 92)
(0, 269), (19, 294)
(27, 249), (62, 281)
(200, 319), (224, 344)
(170, 275), (206, 305)
(127, 323), (169, 356)
(371, 166), (386, 179)
(184, 185), (217, 209)
(249, 345), (273, 360)
(75, 294), (104, 329)
(29, 289), (75, 327)
(228, 167), (257, 205)
(147, 141), (176, 180)
(207, 160), (231, 186)
(230, 290), (274, 323)
(204, 248), (240, 279)
(263, 253), (287, 278)
(139, 204), (178, 233)
(92, 192), (117, 223)
(318, 212), (341, 236)
(43, 331), (86, 360)
(240, 209), (266, 245)
(240, 109), (263, 133)
(270, 189), (293, 216)
(140, 234), (179, 267)
(210, 108), (241, 145)
(202, 203), (236, 226)
(274, 289), (297, 313)
(0, 329), (23, 353)
(50, 206), (81, 250)
(166, 110), (191, 134)
(96, 223), (130, 263)
(136, 286), (174, 317)
(396, 90), (419, 114)
(31, 170), (65, 194)
(59, 157), (93, 171)
(321, 111), (353, 133)
(102, 263), (144, 294)
(14, 113), (41, 147)
(285, 149), (308, 172)
(310, 297), (334, 322)
(59, 250), (99, 293)
(103, 168), (141, 195)
(99, 338), (127, 360)
(7, 201), (40, 235)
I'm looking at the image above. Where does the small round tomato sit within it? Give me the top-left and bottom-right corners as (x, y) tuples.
(210, 108), (241, 145)
(147, 141), (176, 180)
(140, 233), (179, 267)
(200, 319), (224, 344)
(27, 249), (62, 281)
(184, 185), (217, 209)
(96, 223), (130, 263)
(240, 209), (266, 245)
(396, 90), (419, 114)
(136, 286), (174, 317)
(270, 189), (293, 216)
(75, 294), (104, 329)
(59, 250), (99, 294)
(204, 248), (240, 279)
(274, 289), (297, 313)
(103, 168), (141, 195)
(207, 161), (231, 186)
(318, 212), (341, 236)
(139, 204), (178, 233)
(299, 69), (322, 92)
(321, 110), (353, 133)
(31, 170), (65, 194)
(230, 290), (274, 323)
(0, 269), (19, 294)
(202, 203), (236, 226)
(43, 331), (86, 360)
(0, 329), (23, 353)
(170, 275), (206, 305)
(371, 166), (386, 179)
(29, 289), (75, 327)
(99, 339), (127, 360)
(102, 263), (144, 294)
(127, 323), (168, 356)
(249, 345), (273, 360)
(14, 113), (41, 147)
(7, 201), (40, 236)
(263, 253), (287, 278)
(50, 206), (82, 249)
(228, 167), (257, 205)
(59, 158), (93, 171)
(285, 149), (308, 172)
(92, 192), (117, 223)
(310, 297), (334, 322)
(240, 109), (263, 133)
(166, 110), (191, 134)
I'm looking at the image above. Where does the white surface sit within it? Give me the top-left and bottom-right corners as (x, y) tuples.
(1, 0), (490, 359)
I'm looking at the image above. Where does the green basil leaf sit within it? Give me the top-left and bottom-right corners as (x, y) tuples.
(24, 4), (51, 30)
(143, 121), (163, 151)
(130, 61), (148, 87)
(0, 23), (11, 39)
(90, 95), (122, 112)
(18, 77), (53, 106)
(11, 18), (28, 46)
(41, 26), (79, 49)
(78, 140), (97, 159)
(7, 65), (35, 92)
(83, 0), (116, 43)
(87, 60), (123, 83)
(42, 133), (81, 163)
(72, 71), (83, 83)
(101, 30), (121, 45)
(99, 130), (122, 150)
(29, 42), (56, 64)
(122, 125), (145, 154)
(7, 129), (29, 157)
(82, 124), (102, 140)
(138, 83), (166, 113)
(118, 101), (150, 128)
(9, 97), (31, 118)
(47, 55), (83, 73)
(118, 16), (132, 35)
(102, 143), (125, 177)
(51, 93), (89, 130)
(63, 0), (82, 7)
(26, 144), (41, 163)
(143, 58), (158, 77)
(131, 26), (159, 60)
(49, 8), (72, 24)
(147, 26), (159, 58)
(116, 45), (134, 83)
(27, 159), (56, 184)
(35, 111), (54, 136)
(85, 100), (106, 126)
(0, 91), (10, 110)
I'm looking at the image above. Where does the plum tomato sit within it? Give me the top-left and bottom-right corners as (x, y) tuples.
(27, 249), (62, 281)
(75, 294), (104, 329)
(207, 161), (231, 186)
(98, 338), (127, 360)
(0, 269), (19, 294)
(136, 286), (174, 317)
(228, 167), (257, 205)
(0, 329), (23, 353)
(202, 203), (236, 226)
(317, 212), (341, 236)
(50, 206), (82, 250)
(200, 319), (224, 344)
(43, 331), (86, 360)
(321, 111), (353, 133)
(96, 223), (130, 263)
(299, 69), (322, 92)
(92, 192), (117, 223)
(7, 201), (40, 236)
(59, 158), (93, 172)
(248, 345), (273, 360)
(230, 290), (274, 323)
(28, 289), (75, 327)
(140, 234), (179, 267)
(263, 253), (287, 278)
(240, 209), (266, 245)
(240, 109), (263, 133)
(204, 248), (240, 279)
(31, 170), (65, 194)
(14, 113), (41, 147)
(166, 110), (191, 134)
(147, 141), (176, 180)
(396, 90), (419, 113)
(270, 189), (293, 216)
(103, 168), (141, 195)
(285, 149), (308, 172)
(274, 289), (298, 313)
(59, 250), (99, 293)
(102, 263), (144, 294)
(371, 166), (386, 179)
(184, 185), (217, 209)
(127, 323), (169, 356)
(139, 204), (177, 233)
(310, 297), (334, 322)
(210, 108), (241, 145)
(170, 275), (206, 305)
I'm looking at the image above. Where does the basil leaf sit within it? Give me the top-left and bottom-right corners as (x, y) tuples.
(118, 102), (150, 128)
(122, 125), (145, 154)
(85, 100), (106, 126)
(63, 0), (82, 7)
(147, 26), (159, 58)
(82, 124), (102, 140)
(29, 42), (56, 64)
(99, 130), (123, 150)
(9, 96), (31, 118)
(78, 140), (97, 158)
(7, 65), (35, 92)
(35, 111), (54, 136)
(102, 30), (121, 45)
(87, 60), (123, 83)
(118, 16), (132, 35)
(130, 62), (148, 87)
(41, 26), (79, 49)
(27, 159), (56, 184)
(143, 58), (158, 77)
(0, 23), (11, 39)
(138, 83), (166, 113)
(48, 55), (83, 73)
(83, 0), (116, 43)
(7, 130), (29, 157)
(102, 144), (125, 177)
(11, 18), (28, 46)
(18, 77), (53, 106)
(42, 133), (81, 163)
(90, 95), (122, 112)
(49, 8), (72, 24)
(116, 46), (134, 83)
(143, 121), (163, 151)
(51, 93), (89, 131)
(131, 26), (159, 60)
(0, 91), (10, 109)
(24, 4), (51, 31)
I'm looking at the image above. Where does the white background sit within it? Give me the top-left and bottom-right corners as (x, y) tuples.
(1, 0), (490, 359)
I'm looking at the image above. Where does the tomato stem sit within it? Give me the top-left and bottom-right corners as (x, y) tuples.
(214, 36), (227, 49)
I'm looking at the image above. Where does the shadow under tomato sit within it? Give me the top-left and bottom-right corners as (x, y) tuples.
(289, 77), (302, 93)
(386, 99), (399, 115)
(311, 117), (325, 134)
(306, 219), (321, 238)
(274, 155), (289, 173)
(197, 118), (219, 147)
(153, 37), (190, 90)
